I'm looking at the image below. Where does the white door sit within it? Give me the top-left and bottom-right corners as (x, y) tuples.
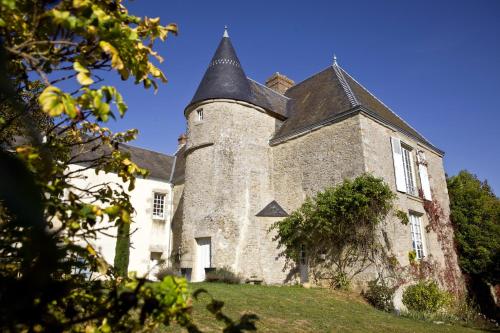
(193, 237), (211, 282)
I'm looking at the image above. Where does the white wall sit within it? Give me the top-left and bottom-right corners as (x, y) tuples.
(67, 164), (173, 280)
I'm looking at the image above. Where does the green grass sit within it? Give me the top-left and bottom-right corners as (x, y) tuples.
(163, 283), (489, 333)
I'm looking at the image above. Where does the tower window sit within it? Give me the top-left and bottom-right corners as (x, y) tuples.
(152, 192), (165, 219)
(196, 108), (204, 121)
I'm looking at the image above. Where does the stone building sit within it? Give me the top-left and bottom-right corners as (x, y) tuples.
(73, 28), (461, 289)
(169, 28), (462, 289)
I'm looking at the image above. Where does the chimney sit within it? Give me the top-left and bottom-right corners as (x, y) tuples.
(265, 72), (295, 94)
(177, 133), (187, 146)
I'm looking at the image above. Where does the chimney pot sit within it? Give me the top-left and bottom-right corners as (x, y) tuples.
(265, 72), (295, 94)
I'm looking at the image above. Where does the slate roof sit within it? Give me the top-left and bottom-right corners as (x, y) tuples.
(255, 200), (289, 217)
(247, 78), (288, 119)
(270, 64), (437, 151)
(72, 142), (174, 181)
(187, 32), (289, 119)
(188, 33), (253, 109)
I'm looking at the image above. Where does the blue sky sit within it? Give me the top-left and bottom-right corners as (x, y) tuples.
(106, 0), (500, 194)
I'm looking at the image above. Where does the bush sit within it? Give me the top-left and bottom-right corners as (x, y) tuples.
(332, 272), (351, 290)
(402, 281), (450, 313)
(205, 267), (241, 284)
(364, 279), (395, 312)
(155, 265), (181, 281)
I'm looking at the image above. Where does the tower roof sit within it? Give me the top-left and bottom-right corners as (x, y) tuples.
(188, 28), (253, 108)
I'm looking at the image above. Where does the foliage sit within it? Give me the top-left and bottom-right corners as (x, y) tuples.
(402, 281), (450, 313)
(408, 250), (417, 265)
(205, 267), (242, 284)
(0, 1), (255, 332)
(396, 209), (409, 225)
(270, 174), (396, 289)
(363, 279), (395, 312)
(447, 170), (500, 285)
(331, 272), (350, 290)
(156, 266), (182, 281)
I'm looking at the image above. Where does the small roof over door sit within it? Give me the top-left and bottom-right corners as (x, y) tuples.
(256, 200), (288, 217)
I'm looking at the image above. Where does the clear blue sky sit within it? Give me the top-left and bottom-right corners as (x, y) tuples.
(106, 0), (500, 194)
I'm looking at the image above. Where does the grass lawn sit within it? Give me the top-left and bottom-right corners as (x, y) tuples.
(164, 283), (487, 333)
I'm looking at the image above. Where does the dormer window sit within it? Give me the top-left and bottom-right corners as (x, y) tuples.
(196, 108), (204, 121)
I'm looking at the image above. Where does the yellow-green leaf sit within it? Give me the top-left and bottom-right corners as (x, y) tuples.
(39, 86), (65, 116)
(86, 244), (97, 256)
(73, 61), (94, 85)
(99, 41), (124, 70)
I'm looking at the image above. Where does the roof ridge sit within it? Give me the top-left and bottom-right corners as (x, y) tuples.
(333, 64), (359, 107)
(339, 66), (433, 145)
(247, 77), (291, 99)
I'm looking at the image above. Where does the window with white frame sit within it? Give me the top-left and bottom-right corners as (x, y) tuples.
(196, 108), (204, 121)
(152, 192), (166, 219)
(401, 145), (417, 195)
(409, 213), (425, 259)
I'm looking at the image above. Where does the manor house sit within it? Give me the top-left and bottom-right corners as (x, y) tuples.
(82, 28), (461, 287)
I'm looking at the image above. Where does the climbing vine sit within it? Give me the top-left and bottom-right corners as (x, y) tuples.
(420, 189), (463, 295)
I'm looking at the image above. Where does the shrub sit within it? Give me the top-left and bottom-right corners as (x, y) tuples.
(364, 279), (395, 312)
(205, 266), (241, 284)
(155, 265), (181, 281)
(332, 272), (351, 290)
(402, 281), (450, 313)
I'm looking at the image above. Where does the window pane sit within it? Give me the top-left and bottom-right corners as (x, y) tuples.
(402, 147), (416, 195)
(409, 213), (425, 259)
(153, 193), (165, 219)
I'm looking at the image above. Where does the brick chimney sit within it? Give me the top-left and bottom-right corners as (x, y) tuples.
(177, 133), (187, 146)
(265, 72), (295, 94)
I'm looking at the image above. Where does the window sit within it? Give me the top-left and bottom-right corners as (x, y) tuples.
(401, 145), (417, 196)
(152, 192), (165, 219)
(196, 108), (203, 121)
(409, 213), (425, 260)
(300, 244), (307, 265)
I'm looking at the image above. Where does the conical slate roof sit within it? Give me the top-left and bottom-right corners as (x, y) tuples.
(189, 29), (253, 107)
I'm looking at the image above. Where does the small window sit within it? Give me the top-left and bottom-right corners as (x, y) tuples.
(150, 251), (163, 261)
(152, 192), (165, 219)
(401, 145), (417, 195)
(196, 108), (204, 121)
(300, 244), (307, 265)
(409, 213), (425, 259)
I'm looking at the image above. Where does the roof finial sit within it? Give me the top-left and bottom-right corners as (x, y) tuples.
(333, 54), (338, 66)
(223, 25), (229, 38)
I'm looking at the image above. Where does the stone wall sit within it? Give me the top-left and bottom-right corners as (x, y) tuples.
(359, 114), (463, 291)
(272, 114), (366, 212)
(178, 99), (462, 289)
(181, 99), (282, 282)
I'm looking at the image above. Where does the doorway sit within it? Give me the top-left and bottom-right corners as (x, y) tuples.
(193, 237), (211, 282)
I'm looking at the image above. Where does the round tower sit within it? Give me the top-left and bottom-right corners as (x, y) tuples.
(180, 29), (281, 282)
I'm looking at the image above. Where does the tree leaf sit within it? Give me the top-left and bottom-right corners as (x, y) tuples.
(74, 61), (94, 85)
(99, 41), (124, 70)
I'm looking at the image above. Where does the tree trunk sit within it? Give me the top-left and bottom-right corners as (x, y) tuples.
(114, 222), (130, 278)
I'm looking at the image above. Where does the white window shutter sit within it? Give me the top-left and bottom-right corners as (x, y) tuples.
(417, 151), (432, 200)
(391, 137), (406, 192)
